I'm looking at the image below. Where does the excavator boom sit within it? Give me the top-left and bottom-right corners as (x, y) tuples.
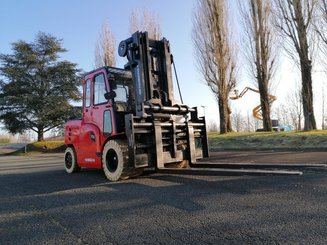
(230, 87), (276, 120)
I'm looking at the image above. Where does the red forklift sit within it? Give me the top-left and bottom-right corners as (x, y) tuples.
(64, 31), (209, 181)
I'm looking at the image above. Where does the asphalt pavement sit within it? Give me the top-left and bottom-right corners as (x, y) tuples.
(1, 153), (327, 244)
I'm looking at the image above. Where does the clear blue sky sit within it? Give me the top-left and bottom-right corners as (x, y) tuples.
(2, 1), (324, 131)
(0, 0), (219, 123)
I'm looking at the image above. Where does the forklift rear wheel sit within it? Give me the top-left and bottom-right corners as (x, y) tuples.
(102, 140), (130, 181)
(64, 147), (80, 173)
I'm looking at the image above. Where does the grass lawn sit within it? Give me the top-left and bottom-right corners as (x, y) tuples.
(208, 130), (327, 151)
(0, 141), (66, 155)
(27, 141), (65, 152)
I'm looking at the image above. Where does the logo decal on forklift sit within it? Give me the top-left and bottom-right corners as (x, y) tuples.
(85, 158), (95, 162)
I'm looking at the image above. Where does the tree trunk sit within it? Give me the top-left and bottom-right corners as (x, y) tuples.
(37, 127), (44, 141)
(227, 105), (232, 132)
(300, 61), (317, 131)
(218, 96), (232, 133)
(261, 100), (272, 131)
(259, 81), (273, 131)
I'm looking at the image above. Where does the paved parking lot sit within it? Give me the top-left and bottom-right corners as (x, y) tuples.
(1, 152), (327, 244)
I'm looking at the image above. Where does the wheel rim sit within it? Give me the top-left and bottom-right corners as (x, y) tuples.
(106, 149), (118, 173)
(65, 152), (73, 169)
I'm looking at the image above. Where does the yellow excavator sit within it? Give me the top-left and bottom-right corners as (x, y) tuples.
(230, 87), (277, 120)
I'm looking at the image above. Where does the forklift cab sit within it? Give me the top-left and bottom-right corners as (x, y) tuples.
(82, 67), (133, 136)
(106, 68), (133, 112)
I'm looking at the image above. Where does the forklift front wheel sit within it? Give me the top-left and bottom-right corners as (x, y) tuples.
(64, 147), (80, 173)
(102, 140), (129, 182)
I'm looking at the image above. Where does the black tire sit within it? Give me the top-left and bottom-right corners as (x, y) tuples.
(102, 140), (129, 181)
(102, 140), (143, 181)
(64, 147), (80, 173)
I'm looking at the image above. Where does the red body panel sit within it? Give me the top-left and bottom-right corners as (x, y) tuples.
(65, 67), (120, 170)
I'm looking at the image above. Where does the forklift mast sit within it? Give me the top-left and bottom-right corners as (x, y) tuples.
(116, 32), (209, 169)
(118, 31), (176, 117)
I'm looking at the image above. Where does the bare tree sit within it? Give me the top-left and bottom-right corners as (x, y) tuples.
(274, 0), (317, 130)
(246, 111), (260, 131)
(240, 0), (277, 131)
(315, 1), (327, 129)
(321, 84), (326, 129)
(316, 0), (327, 129)
(231, 109), (246, 132)
(207, 120), (219, 132)
(95, 21), (116, 68)
(193, 0), (237, 133)
(274, 89), (303, 130)
(273, 103), (291, 126)
(292, 89), (303, 130)
(129, 8), (162, 39)
(316, 0), (327, 56)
